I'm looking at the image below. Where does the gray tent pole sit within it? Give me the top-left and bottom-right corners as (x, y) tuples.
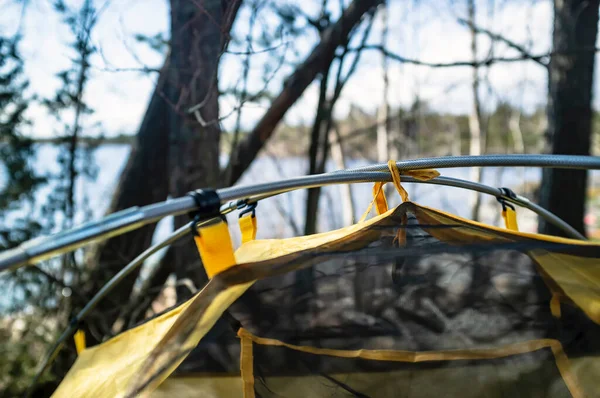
(2, 154), (598, 271)
(241, 175), (584, 240)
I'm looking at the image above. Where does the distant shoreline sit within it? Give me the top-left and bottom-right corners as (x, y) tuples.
(29, 135), (135, 145)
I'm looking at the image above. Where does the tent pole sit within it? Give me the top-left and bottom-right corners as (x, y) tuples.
(2, 154), (598, 271)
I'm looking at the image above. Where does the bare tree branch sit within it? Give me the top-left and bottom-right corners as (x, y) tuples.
(229, 1), (259, 162)
(457, 17), (547, 67)
(225, 40), (290, 55)
(467, 0), (484, 221)
(223, 0), (383, 185)
(305, 9), (375, 235)
(354, 43), (600, 69)
(353, 44), (551, 67)
(94, 66), (161, 74)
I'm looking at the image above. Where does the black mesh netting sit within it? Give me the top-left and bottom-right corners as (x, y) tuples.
(250, 344), (570, 398)
(166, 206), (600, 397)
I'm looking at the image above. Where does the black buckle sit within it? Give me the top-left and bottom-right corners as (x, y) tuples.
(187, 189), (221, 236)
(239, 202), (257, 219)
(496, 187), (516, 211)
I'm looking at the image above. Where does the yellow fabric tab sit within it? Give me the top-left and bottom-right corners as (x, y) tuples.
(359, 183), (385, 222)
(239, 214), (257, 244)
(501, 208), (519, 231)
(193, 221), (236, 279)
(388, 160), (409, 203)
(239, 329), (255, 398)
(361, 161), (440, 221)
(373, 182), (388, 215)
(74, 329), (86, 355)
(550, 294), (562, 318)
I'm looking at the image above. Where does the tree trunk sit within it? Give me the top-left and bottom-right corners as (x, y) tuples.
(468, 0), (484, 221)
(509, 110), (525, 154)
(377, 18), (394, 196)
(377, 1), (390, 166)
(296, 65), (332, 319)
(85, 0), (242, 336)
(377, 107), (390, 162)
(304, 66), (332, 236)
(539, 0), (599, 237)
(85, 62), (172, 339)
(167, 0), (228, 300)
(329, 125), (355, 226)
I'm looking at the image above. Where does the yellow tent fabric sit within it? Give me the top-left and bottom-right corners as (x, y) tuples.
(52, 209), (395, 398)
(53, 201), (600, 398)
(151, 376), (242, 397)
(412, 204), (600, 324)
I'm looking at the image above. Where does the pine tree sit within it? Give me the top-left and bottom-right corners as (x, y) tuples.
(0, 36), (42, 249)
(0, 34), (51, 396)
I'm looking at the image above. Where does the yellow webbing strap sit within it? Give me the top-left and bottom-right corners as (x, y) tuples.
(193, 220), (236, 278)
(360, 161), (439, 222)
(550, 293), (562, 318)
(497, 188), (519, 231)
(74, 329), (86, 355)
(501, 207), (519, 231)
(239, 329), (255, 398)
(237, 328), (583, 397)
(239, 214), (257, 244)
(237, 328), (584, 398)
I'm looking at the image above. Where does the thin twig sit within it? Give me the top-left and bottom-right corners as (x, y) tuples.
(351, 44), (550, 67)
(351, 44), (600, 69)
(225, 40), (291, 55)
(457, 17), (546, 67)
(94, 65), (161, 74)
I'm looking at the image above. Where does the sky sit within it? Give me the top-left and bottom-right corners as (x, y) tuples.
(1, 0), (599, 139)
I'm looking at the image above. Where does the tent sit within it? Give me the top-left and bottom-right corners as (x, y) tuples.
(48, 161), (600, 398)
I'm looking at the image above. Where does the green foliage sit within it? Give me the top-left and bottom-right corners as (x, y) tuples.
(134, 32), (169, 54)
(0, 2), (103, 395)
(0, 34), (55, 396)
(43, 0), (100, 228)
(0, 36), (43, 250)
(0, 313), (59, 395)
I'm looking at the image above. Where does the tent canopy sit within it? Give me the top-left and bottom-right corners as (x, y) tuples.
(53, 195), (600, 398)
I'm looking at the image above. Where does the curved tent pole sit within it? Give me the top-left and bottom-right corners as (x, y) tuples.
(2, 154), (598, 272)
(344, 154), (600, 173)
(243, 175), (584, 240)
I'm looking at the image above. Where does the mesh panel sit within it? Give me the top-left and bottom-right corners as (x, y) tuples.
(140, 203), (600, 397)
(248, 343), (570, 398)
(230, 215), (557, 350)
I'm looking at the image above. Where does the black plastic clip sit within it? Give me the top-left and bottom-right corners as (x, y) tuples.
(239, 202), (257, 219)
(187, 189), (221, 236)
(496, 187), (516, 211)
(69, 316), (80, 329)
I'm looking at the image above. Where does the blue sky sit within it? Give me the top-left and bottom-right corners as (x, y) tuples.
(1, 0), (598, 139)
